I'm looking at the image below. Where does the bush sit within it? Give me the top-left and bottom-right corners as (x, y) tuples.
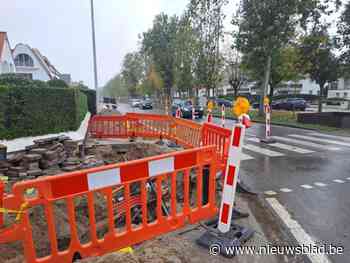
(47, 79), (69, 88)
(80, 88), (96, 115)
(0, 79), (88, 140)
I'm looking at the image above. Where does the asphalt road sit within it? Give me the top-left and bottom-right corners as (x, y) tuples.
(118, 103), (350, 263)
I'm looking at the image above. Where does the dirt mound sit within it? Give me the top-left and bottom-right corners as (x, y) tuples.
(80, 236), (196, 263)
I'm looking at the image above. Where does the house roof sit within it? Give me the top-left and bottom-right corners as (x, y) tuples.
(31, 48), (61, 79)
(0, 32), (7, 59)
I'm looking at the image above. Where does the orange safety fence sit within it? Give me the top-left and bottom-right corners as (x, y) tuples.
(88, 113), (230, 167)
(201, 123), (232, 172)
(0, 146), (218, 263)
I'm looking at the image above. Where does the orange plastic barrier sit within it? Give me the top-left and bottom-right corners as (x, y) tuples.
(89, 113), (230, 166)
(0, 146), (217, 263)
(201, 123), (232, 172)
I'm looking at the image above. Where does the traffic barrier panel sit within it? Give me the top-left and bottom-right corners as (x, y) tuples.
(0, 146), (218, 263)
(89, 113), (232, 170)
(201, 123), (231, 172)
(172, 118), (202, 148)
(89, 115), (129, 139)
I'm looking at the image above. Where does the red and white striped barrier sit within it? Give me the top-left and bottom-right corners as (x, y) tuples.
(207, 109), (212, 123)
(217, 120), (247, 233)
(176, 106), (181, 118)
(49, 152), (198, 199)
(264, 104), (271, 138)
(221, 105), (226, 127)
(192, 106), (196, 121)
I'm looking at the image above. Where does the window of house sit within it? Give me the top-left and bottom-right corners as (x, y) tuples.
(14, 54), (34, 67)
(344, 92), (348, 98)
(336, 92), (340, 97)
(309, 90), (313, 95)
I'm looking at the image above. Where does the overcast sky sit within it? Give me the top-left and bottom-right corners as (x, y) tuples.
(1, 0), (238, 89)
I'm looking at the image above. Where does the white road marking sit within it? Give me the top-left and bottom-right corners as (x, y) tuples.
(273, 136), (341, 151)
(266, 198), (332, 263)
(333, 179), (345, 184)
(289, 134), (350, 147)
(247, 137), (314, 154)
(243, 144), (284, 157)
(241, 152), (254, 161)
(314, 182), (327, 187)
(308, 132), (350, 143)
(280, 188), (293, 193)
(264, 191), (277, 196)
(301, 184), (314, 189)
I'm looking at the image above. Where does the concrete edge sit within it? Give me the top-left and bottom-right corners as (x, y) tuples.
(0, 112), (91, 153)
(257, 195), (313, 263)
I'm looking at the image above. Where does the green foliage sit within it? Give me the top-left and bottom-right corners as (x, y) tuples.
(298, 29), (339, 112)
(80, 88), (96, 115)
(188, 0), (227, 93)
(337, 1), (350, 76)
(103, 74), (128, 98)
(141, 13), (179, 98)
(121, 52), (145, 96)
(47, 79), (68, 88)
(0, 80), (88, 140)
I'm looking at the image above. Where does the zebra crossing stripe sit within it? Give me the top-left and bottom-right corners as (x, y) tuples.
(289, 134), (350, 147)
(243, 144), (284, 157)
(241, 152), (254, 161)
(308, 132), (350, 143)
(273, 136), (341, 151)
(247, 137), (314, 154)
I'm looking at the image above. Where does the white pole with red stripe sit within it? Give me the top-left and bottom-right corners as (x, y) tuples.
(265, 104), (271, 138)
(207, 109), (212, 123)
(217, 119), (247, 233)
(221, 104), (226, 127)
(176, 106), (181, 118)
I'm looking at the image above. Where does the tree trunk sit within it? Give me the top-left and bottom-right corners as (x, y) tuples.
(259, 55), (272, 116)
(234, 85), (238, 99)
(318, 84), (324, 113)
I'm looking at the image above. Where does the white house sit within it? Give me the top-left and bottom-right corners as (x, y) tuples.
(0, 32), (16, 74)
(12, 43), (61, 81)
(328, 78), (350, 99)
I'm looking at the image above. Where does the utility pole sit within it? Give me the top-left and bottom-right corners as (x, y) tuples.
(90, 0), (99, 113)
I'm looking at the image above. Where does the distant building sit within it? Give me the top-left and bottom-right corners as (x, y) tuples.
(12, 43), (61, 81)
(0, 32), (16, 74)
(328, 78), (350, 99)
(60, 74), (71, 85)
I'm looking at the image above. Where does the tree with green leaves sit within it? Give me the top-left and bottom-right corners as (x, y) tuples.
(173, 13), (198, 98)
(298, 29), (339, 112)
(141, 13), (179, 103)
(188, 0), (227, 97)
(222, 43), (247, 99)
(338, 1), (350, 76)
(121, 52), (144, 97)
(234, 0), (341, 114)
(103, 74), (128, 98)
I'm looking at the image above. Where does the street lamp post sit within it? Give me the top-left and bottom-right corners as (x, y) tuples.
(90, 0), (99, 113)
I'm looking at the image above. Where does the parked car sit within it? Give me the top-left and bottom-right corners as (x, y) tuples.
(272, 98), (307, 111)
(214, 98), (233, 108)
(171, 99), (204, 119)
(141, 99), (153, 109)
(130, 99), (142, 108)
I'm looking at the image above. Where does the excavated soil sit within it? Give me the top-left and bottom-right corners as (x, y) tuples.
(79, 236), (197, 263)
(0, 141), (179, 263)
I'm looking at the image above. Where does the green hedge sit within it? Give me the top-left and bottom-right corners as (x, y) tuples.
(0, 77), (88, 140)
(80, 88), (97, 115)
